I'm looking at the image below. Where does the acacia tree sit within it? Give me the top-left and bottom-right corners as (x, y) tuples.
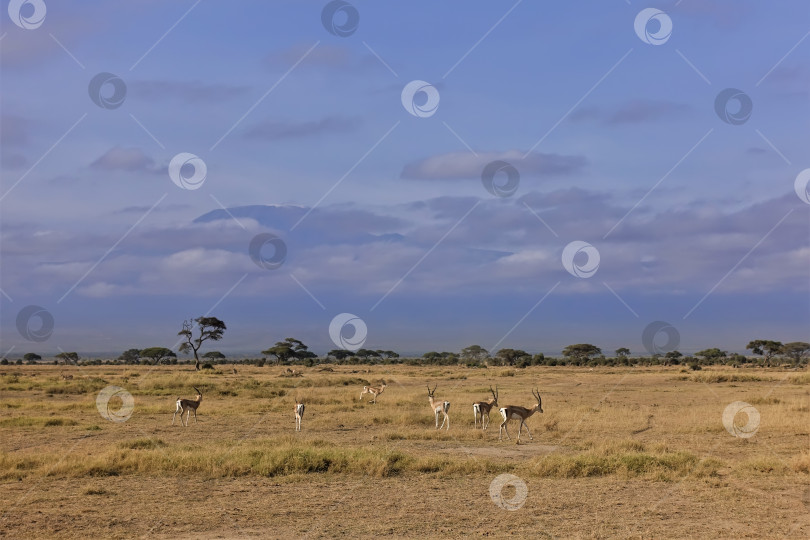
(562, 344), (602, 362)
(178, 317), (227, 371)
(461, 345), (490, 363)
(781, 342), (810, 365)
(140, 347), (177, 365)
(55, 352), (79, 364)
(615, 348), (630, 358)
(495, 348), (531, 366)
(695, 348), (727, 364)
(746, 340), (783, 366)
(327, 349), (353, 361)
(118, 349), (141, 363)
(262, 337), (314, 365)
(23, 353), (41, 362)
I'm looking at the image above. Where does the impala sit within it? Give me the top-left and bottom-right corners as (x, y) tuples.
(473, 385), (498, 430)
(427, 385), (450, 430)
(359, 381), (387, 403)
(295, 400), (305, 431)
(499, 388), (543, 443)
(172, 387), (202, 427)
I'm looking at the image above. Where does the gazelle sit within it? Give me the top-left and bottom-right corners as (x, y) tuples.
(172, 387), (202, 427)
(499, 388), (543, 443)
(427, 385), (450, 430)
(473, 385), (498, 430)
(60, 373), (73, 381)
(294, 400), (305, 431)
(359, 380), (387, 403)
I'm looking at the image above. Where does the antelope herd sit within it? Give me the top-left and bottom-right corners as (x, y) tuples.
(168, 375), (544, 443)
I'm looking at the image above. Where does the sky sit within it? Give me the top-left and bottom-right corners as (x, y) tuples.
(1, 0), (809, 357)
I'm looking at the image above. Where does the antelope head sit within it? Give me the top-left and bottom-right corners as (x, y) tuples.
(532, 388), (543, 413)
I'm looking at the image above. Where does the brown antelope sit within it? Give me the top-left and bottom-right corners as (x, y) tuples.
(499, 388), (543, 443)
(295, 400), (305, 431)
(172, 387), (202, 427)
(427, 385), (450, 430)
(60, 372), (73, 381)
(359, 381), (387, 403)
(473, 385), (498, 430)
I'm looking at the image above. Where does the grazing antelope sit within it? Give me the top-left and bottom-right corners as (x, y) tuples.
(60, 373), (73, 381)
(427, 385), (450, 430)
(499, 388), (543, 444)
(473, 386), (498, 430)
(294, 400), (305, 431)
(359, 381), (387, 403)
(172, 387), (202, 427)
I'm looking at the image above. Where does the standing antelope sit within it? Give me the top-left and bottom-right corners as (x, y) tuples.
(172, 387), (202, 427)
(499, 388), (543, 443)
(294, 400), (305, 431)
(427, 385), (450, 430)
(359, 381), (387, 403)
(473, 386), (498, 430)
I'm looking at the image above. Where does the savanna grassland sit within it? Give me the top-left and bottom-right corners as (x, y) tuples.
(0, 364), (808, 539)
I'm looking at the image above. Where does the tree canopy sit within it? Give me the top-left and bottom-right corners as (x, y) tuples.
(746, 340), (783, 364)
(562, 344), (602, 361)
(55, 352), (79, 364)
(460, 345), (490, 362)
(781, 342), (810, 364)
(140, 347), (177, 364)
(262, 337), (315, 364)
(178, 317), (227, 371)
(118, 349), (141, 363)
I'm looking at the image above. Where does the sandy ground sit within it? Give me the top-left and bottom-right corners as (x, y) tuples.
(1, 474), (808, 539)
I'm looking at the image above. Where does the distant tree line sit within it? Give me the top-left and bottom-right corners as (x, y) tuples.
(6, 317), (808, 370)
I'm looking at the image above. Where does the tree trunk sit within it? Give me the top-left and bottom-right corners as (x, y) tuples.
(194, 350), (200, 371)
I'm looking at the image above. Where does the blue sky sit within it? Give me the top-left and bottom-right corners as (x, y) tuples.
(1, 0), (809, 356)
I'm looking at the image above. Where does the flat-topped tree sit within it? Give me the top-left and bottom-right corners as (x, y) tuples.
(178, 317), (227, 371)
(461, 345), (490, 363)
(695, 348), (727, 364)
(202, 351), (226, 360)
(562, 344), (602, 363)
(781, 342), (810, 366)
(140, 347), (177, 365)
(327, 349), (353, 361)
(23, 353), (41, 362)
(262, 337), (314, 365)
(118, 349), (141, 363)
(55, 352), (79, 365)
(495, 348), (531, 366)
(746, 340), (783, 366)
(615, 348), (630, 358)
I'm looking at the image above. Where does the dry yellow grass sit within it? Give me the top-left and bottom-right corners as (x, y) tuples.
(0, 364), (808, 538)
